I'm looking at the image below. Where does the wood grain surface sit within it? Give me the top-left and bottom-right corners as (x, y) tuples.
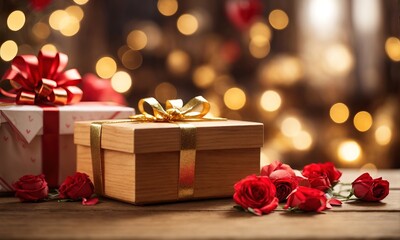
(0, 169), (399, 239)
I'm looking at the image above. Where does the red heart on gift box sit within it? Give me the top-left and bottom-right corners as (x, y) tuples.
(28, 115), (34, 122)
(30, 157), (36, 163)
(26, 129), (31, 134)
(65, 123), (71, 128)
(3, 136), (8, 142)
(72, 116), (77, 121)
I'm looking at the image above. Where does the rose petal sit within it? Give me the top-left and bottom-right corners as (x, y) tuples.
(82, 197), (99, 206)
(328, 198), (342, 206)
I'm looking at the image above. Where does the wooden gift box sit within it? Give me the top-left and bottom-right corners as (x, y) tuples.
(74, 120), (263, 204)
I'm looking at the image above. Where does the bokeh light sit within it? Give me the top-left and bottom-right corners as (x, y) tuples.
(167, 50), (191, 75)
(177, 14), (198, 35)
(323, 44), (354, 75)
(330, 103), (349, 124)
(260, 90), (281, 112)
(375, 125), (392, 146)
(353, 111), (373, 132)
(157, 0), (178, 16)
(32, 22), (51, 40)
(122, 50), (143, 70)
(223, 87), (246, 110)
(385, 37), (400, 62)
(250, 21), (272, 43)
(73, 0), (89, 5)
(281, 117), (302, 138)
(96, 56), (117, 79)
(259, 55), (303, 86)
(268, 9), (289, 30)
(193, 65), (216, 88)
(127, 30), (147, 50)
(292, 130), (313, 150)
(155, 82), (177, 102)
(49, 10), (69, 30)
(249, 40), (270, 59)
(0, 40), (18, 61)
(65, 5), (84, 21)
(111, 71), (132, 93)
(59, 16), (80, 37)
(338, 140), (361, 162)
(7, 10), (25, 31)
(41, 44), (58, 53)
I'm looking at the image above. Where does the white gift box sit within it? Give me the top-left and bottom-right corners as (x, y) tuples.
(0, 103), (134, 192)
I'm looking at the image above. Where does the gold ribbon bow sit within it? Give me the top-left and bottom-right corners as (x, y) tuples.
(90, 96), (224, 201)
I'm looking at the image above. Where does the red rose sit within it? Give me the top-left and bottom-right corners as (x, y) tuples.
(261, 161), (296, 179)
(352, 173), (390, 202)
(302, 163), (332, 191)
(321, 162), (342, 187)
(59, 172), (94, 200)
(272, 177), (298, 202)
(233, 175), (279, 215)
(13, 174), (49, 202)
(284, 186), (328, 212)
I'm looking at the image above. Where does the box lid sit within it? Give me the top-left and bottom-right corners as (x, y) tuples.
(0, 103), (134, 144)
(74, 120), (264, 153)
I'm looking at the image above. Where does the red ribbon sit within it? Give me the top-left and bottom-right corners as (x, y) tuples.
(0, 51), (82, 105)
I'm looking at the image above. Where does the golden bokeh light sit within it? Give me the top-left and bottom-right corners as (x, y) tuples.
(223, 87), (246, 110)
(360, 163), (378, 176)
(177, 14), (198, 35)
(122, 50), (143, 70)
(111, 71), (132, 93)
(73, 0), (89, 5)
(268, 9), (289, 30)
(292, 130), (313, 150)
(375, 125), (392, 146)
(193, 65), (216, 88)
(259, 55), (303, 86)
(0, 40), (18, 62)
(41, 44), (58, 53)
(127, 30), (148, 50)
(49, 10), (69, 30)
(65, 5), (84, 21)
(7, 10), (25, 31)
(323, 44), (354, 75)
(32, 22), (51, 40)
(353, 111), (373, 132)
(385, 37), (400, 62)
(330, 102), (349, 124)
(281, 117), (302, 138)
(157, 0), (178, 16)
(338, 140), (361, 162)
(155, 82), (177, 102)
(249, 39), (270, 59)
(260, 90), (281, 112)
(167, 50), (191, 75)
(59, 16), (80, 37)
(250, 21), (272, 43)
(96, 56), (117, 79)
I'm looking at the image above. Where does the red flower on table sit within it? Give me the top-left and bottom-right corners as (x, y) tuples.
(233, 175), (279, 216)
(13, 174), (49, 202)
(284, 186), (328, 212)
(302, 162), (341, 192)
(58, 172), (94, 200)
(352, 173), (389, 202)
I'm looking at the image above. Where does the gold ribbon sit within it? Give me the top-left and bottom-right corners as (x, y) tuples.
(90, 96), (224, 200)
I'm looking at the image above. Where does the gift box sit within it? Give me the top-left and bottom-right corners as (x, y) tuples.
(74, 118), (263, 204)
(0, 103), (134, 192)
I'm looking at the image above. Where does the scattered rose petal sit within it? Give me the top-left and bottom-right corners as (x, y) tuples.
(82, 197), (99, 206)
(328, 198), (343, 206)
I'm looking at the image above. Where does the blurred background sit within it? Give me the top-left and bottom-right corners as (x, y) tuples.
(1, 0), (399, 169)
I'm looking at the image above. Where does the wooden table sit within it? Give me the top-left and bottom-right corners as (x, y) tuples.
(1, 169), (399, 239)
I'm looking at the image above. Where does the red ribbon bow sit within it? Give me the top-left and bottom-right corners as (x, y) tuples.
(0, 51), (82, 105)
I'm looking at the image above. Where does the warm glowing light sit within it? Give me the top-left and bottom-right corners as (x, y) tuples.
(96, 56), (117, 79)
(330, 103), (349, 124)
(250, 22), (272, 42)
(193, 65), (216, 88)
(259, 55), (303, 86)
(157, 0), (178, 16)
(260, 90), (281, 112)
(338, 140), (361, 162)
(111, 71), (132, 93)
(73, 0), (89, 5)
(385, 37), (400, 62)
(167, 50), (190, 75)
(323, 44), (354, 75)
(127, 30), (147, 50)
(268, 9), (289, 30)
(360, 163), (377, 175)
(49, 10), (68, 30)
(0, 40), (18, 62)
(41, 44), (58, 53)
(32, 22), (51, 40)
(281, 117), (302, 138)
(353, 111), (373, 132)
(375, 125), (392, 146)
(59, 16), (80, 37)
(65, 5), (84, 21)
(292, 131), (313, 150)
(7, 10), (25, 31)
(224, 87), (246, 110)
(155, 82), (177, 102)
(177, 14), (198, 35)
(122, 50), (143, 70)
(249, 40), (270, 59)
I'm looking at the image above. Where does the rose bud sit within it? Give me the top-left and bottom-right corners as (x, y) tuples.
(233, 175), (279, 216)
(59, 172), (94, 200)
(284, 186), (328, 212)
(13, 174), (49, 202)
(352, 172), (389, 202)
(302, 163), (332, 192)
